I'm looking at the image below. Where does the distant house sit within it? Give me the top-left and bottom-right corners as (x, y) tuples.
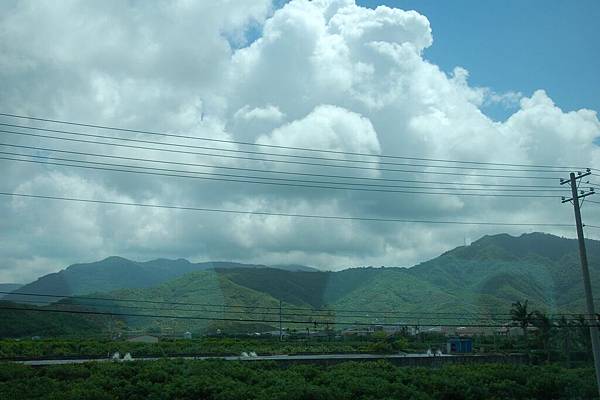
(426, 326), (444, 334)
(382, 323), (415, 336)
(263, 330), (289, 338)
(127, 335), (159, 344)
(341, 327), (372, 337)
(497, 324), (538, 336)
(446, 337), (473, 353)
(342, 324), (403, 337)
(183, 332), (192, 339)
(400, 325), (419, 336)
(452, 326), (490, 337)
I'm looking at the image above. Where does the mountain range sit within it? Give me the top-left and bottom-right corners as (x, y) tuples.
(2, 232), (599, 337)
(3, 258), (317, 304)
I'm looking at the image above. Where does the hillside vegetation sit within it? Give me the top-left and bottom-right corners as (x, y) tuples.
(0, 301), (109, 338)
(5, 259), (315, 305)
(3, 232), (600, 336)
(102, 233), (600, 330)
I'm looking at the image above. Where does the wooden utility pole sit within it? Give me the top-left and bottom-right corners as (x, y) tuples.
(561, 170), (600, 395)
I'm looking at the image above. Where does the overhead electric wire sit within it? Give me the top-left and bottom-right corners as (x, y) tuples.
(3, 296), (514, 321)
(2, 291), (595, 320)
(7, 298), (521, 322)
(0, 150), (569, 194)
(0, 112), (589, 171)
(0, 142), (566, 190)
(0, 123), (574, 174)
(0, 291), (511, 316)
(0, 128), (570, 180)
(0, 192), (581, 227)
(0, 155), (564, 198)
(0, 305), (596, 328)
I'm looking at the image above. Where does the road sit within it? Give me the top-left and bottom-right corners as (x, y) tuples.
(16, 353), (453, 366)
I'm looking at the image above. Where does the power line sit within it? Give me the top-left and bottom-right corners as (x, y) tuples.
(0, 128), (568, 180)
(0, 192), (580, 227)
(1, 305), (595, 328)
(8, 298), (521, 322)
(3, 291), (595, 319)
(0, 150), (568, 194)
(9, 297), (594, 322)
(0, 291), (519, 318)
(1, 122), (569, 173)
(0, 142), (565, 190)
(0, 155), (563, 198)
(0, 112), (589, 170)
(5, 122), (566, 173)
(0, 291), (510, 316)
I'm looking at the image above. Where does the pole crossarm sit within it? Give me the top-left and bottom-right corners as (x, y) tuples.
(560, 169), (592, 185)
(562, 190), (596, 203)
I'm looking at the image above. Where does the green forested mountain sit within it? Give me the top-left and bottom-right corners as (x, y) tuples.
(4, 258), (316, 305)
(219, 232), (600, 317)
(3, 232), (600, 337)
(406, 232), (600, 313)
(0, 300), (109, 337)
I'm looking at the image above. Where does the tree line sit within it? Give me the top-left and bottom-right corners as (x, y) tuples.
(510, 300), (593, 364)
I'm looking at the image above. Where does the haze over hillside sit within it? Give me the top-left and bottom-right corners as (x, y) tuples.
(4, 260), (318, 304)
(2, 232), (598, 337)
(0, 284), (23, 299)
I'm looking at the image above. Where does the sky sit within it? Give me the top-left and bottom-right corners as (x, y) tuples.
(0, 0), (599, 283)
(363, 0), (600, 120)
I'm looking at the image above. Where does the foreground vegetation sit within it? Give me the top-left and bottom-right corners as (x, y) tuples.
(0, 360), (596, 400)
(0, 335), (413, 360)
(0, 328), (592, 364)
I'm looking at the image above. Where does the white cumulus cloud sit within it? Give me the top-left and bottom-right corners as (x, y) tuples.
(0, 0), (598, 283)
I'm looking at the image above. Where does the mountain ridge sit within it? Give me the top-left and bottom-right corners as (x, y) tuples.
(6, 232), (600, 314)
(4, 258), (319, 304)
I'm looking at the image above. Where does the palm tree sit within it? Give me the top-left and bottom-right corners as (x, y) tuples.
(573, 314), (592, 359)
(510, 300), (534, 359)
(532, 311), (553, 362)
(556, 316), (572, 367)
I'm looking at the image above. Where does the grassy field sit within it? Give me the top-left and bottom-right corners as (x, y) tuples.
(0, 360), (596, 400)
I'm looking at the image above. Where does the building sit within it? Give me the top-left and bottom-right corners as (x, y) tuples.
(452, 326), (491, 337)
(341, 327), (373, 337)
(342, 323), (416, 337)
(263, 330), (290, 338)
(183, 331), (192, 339)
(127, 335), (159, 344)
(497, 324), (538, 336)
(446, 337), (473, 353)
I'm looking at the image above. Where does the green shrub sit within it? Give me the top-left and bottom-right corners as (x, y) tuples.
(0, 360), (596, 399)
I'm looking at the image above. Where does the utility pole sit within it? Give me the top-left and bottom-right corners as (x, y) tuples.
(279, 299), (283, 341)
(561, 169), (600, 395)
